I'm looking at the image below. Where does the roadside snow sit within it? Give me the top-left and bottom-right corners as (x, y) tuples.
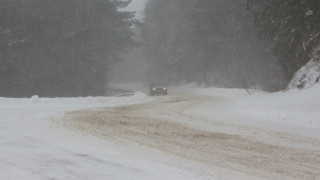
(192, 87), (250, 99)
(233, 84), (320, 129)
(0, 92), (148, 110)
(288, 59), (320, 89)
(1, 93), (202, 180)
(185, 84), (320, 130)
(288, 45), (320, 89)
(2, 83), (320, 179)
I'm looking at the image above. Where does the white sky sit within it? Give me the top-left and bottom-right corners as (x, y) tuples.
(123, 0), (147, 20)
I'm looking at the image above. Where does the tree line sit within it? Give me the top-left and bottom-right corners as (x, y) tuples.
(2, 0), (318, 96)
(142, 0), (320, 91)
(247, 0), (320, 79)
(0, 0), (135, 97)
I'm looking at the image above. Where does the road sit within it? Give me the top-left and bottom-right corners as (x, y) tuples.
(59, 93), (320, 180)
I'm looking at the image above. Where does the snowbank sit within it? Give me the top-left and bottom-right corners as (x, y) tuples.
(1, 92), (202, 180)
(193, 87), (251, 99)
(288, 59), (320, 89)
(233, 84), (320, 129)
(288, 45), (320, 89)
(0, 92), (149, 110)
(170, 83), (251, 99)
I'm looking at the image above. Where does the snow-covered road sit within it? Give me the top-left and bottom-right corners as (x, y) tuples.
(1, 85), (320, 179)
(61, 94), (320, 180)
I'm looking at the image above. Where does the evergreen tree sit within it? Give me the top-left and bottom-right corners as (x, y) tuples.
(142, 0), (285, 90)
(0, 0), (136, 97)
(247, 0), (320, 79)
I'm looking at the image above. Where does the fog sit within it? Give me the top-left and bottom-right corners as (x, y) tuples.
(122, 0), (147, 20)
(2, 0), (317, 97)
(111, 0), (287, 91)
(109, 0), (148, 84)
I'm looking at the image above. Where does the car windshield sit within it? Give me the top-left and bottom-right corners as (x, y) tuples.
(151, 82), (166, 87)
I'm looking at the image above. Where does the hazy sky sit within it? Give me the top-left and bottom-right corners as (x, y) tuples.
(123, 0), (147, 20)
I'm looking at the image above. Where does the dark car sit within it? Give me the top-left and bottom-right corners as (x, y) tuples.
(149, 82), (168, 96)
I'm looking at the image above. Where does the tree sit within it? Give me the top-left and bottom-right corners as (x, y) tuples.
(247, 0), (320, 79)
(142, 0), (286, 90)
(0, 0), (136, 97)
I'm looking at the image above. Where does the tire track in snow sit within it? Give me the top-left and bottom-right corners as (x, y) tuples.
(60, 95), (320, 180)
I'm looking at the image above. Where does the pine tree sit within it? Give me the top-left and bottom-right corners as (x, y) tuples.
(142, 0), (285, 90)
(0, 0), (136, 97)
(247, 0), (320, 79)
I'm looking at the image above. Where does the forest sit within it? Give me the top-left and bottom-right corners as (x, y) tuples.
(142, 0), (320, 91)
(0, 0), (319, 97)
(0, 0), (136, 97)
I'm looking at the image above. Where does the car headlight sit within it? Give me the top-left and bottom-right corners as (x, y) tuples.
(163, 87), (167, 90)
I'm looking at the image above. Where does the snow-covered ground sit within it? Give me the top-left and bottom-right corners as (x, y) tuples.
(1, 93), (206, 180)
(1, 84), (319, 179)
(185, 84), (320, 130)
(233, 84), (320, 130)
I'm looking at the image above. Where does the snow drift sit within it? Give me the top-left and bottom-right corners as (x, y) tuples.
(234, 84), (320, 129)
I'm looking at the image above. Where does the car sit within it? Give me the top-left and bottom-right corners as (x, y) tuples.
(149, 82), (168, 96)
